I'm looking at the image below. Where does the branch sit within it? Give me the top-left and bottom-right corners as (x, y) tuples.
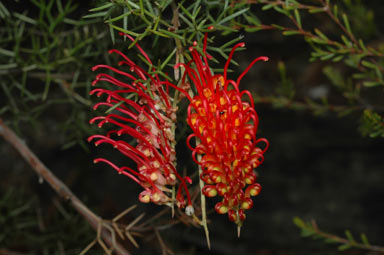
(0, 119), (130, 255)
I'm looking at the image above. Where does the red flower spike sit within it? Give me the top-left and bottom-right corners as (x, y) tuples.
(183, 32), (269, 227)
(89, 34), (193, 213)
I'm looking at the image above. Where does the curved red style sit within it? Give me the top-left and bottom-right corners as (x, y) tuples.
(182, 32), (269, 227)
(88, 33), (192, 211)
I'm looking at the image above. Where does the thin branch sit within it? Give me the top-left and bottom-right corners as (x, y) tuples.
(0, 119), (130, 255)
(309, 220), (384, 253)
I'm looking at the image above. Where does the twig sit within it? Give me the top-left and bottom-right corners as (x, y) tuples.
(197, 150), (211, 249)
(0, 119), (130, 255)
(309, 220), (384, 253)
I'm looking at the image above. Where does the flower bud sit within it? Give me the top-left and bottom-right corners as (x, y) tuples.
(215, 202), (228, 214)
(202, 185), (218, 197)
(241, 197), (254, 210)
(139, 190), (151, 203)
(228, 209), (237, 222)
(238, 209), (246, 221)
(245, 183), (261, 197)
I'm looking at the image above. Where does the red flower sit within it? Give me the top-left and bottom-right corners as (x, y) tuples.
(181, 32), (269, 226)
(88, 33), (192, 212)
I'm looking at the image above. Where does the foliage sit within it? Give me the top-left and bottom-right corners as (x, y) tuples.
(293, 217), (384, 253)
(0, 188), (95, 254)
(360, 109), (384, 138)
(0, 0), (109, 149)
(236, 0), (384, 136)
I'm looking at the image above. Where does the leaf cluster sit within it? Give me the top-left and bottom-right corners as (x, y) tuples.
(293, 217), (384, 253)
(0, 188), (94, 253)
(0, 0), (113, 149)
(237, 0), (384, 138)
(84, 0), (257, 71)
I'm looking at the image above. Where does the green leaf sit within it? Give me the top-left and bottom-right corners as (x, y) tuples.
(262, 4), (274, 11)
(0, 48), (15, 57)
(360, 233), (370, 245)
(13, 12), (37, 25)
(157, 29), (184, 40)
(245, 27), (264, 32)
(109, 25), (139, 37)
(332, 55), (344, 62)
(244, 13), (261, 26)
(320, 53), (335, 60)
(282, 30), (301, 36)
(345, 230), (355, 243)
(293, 217), (306, 228)
(294, 9), (301, 29)
(82, 11), (108, 19)
(358, 39), (368, 52)
(314, 28), (328, 41)
(104, 11), (131, 23)
(301, 228), (314, 237)
(217, 8), (249, 25)
(363, 81), (382, 87)
(310, 37), (328, 44)
(308, 8), (325, 13)
(342, 13), (352, 35)
(0, 63), (17, 70)
(333, 4), (338, 19)
(361, 60), (377, 69)
(352, 73), (368, 79)
(0, 1), (10, 18)
(338, 243), (351, 251)
(109, 23), (115, 45)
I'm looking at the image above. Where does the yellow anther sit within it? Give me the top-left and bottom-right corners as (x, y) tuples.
(208, 189), (217, 197)
(203, 88), (212, 98)
(143, 148), (151, 157)
(213, 75), (225, 89)
(245, 177), (253, 185)
(152, 193), (160, 202)
(241, 201), (251, 210)
(193, 99), (202, 107)
(140, 195), (150, 203)
(217, 204), (228, 214)
(209, 103), (217, 112)
(250, 187), (260, 196)
(152, 160), (160, 168)
(150, 172), (158, 181)
(208, 119), (216, 129)
(198, 107), (205, 116)
(190, 114), (197, 126)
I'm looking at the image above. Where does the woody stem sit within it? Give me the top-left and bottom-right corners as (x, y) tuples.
(0, 119), (130, 255)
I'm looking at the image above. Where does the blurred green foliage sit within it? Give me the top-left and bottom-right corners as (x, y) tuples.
(0, 188), (95, 254)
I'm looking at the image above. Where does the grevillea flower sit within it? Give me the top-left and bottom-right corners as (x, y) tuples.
(179, 32), (269, 227)
(88, 33), (193, 213)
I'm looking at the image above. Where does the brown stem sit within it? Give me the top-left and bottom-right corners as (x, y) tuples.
(318, 0), (358, 45)
(0, 119), (130, 255)
(310, 221), (384, 253)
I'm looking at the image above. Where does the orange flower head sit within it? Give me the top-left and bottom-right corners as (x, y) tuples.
(181, 31), (269, 226)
